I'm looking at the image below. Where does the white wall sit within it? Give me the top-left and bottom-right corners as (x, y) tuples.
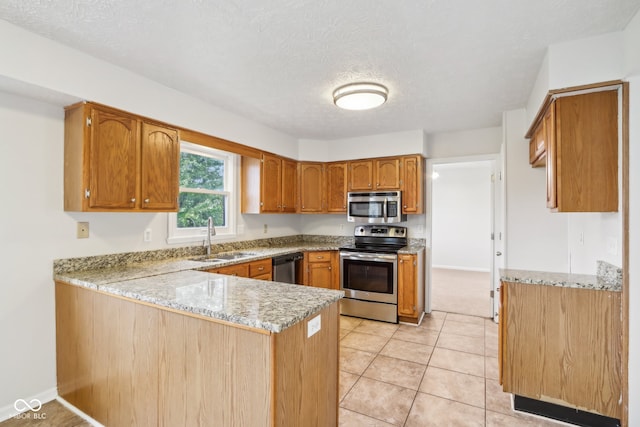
(503, 108), (569, 271)
(623, 7), (640, 425)
(431, 162), (492, 271)
(426, 126), (502, 159)
(299, 129), (427, 162)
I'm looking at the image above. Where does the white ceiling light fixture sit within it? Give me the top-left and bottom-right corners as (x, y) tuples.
(333, 82), (388, 110)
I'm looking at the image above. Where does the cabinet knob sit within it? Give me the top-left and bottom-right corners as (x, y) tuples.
(144, 198), (150, 203)
(130, 198), (136, 203)
(328, 266), (332, 270)
(368, 183), (372, 187)
(403, 205), (407, 208)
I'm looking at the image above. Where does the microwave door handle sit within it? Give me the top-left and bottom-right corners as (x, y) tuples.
(382, 198), (388, 221)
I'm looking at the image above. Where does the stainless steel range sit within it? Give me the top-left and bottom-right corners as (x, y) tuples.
(339, 225), (407, 323)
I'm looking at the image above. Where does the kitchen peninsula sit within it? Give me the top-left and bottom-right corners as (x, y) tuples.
(54, 243), (345, 427)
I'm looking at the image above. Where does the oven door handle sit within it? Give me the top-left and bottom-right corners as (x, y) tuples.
(340, 252), (397, 262)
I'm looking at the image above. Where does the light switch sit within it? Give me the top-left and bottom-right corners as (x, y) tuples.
(307, 315), (321, 338)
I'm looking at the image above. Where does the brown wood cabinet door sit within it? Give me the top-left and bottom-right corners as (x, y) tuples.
(140, 122), (179, 211)
(375, 158), (400, 189)
(281, 159), (298, 213)
(397, 254), (417, 317)
(88, 108), (138, 209)
(308, 262), (333, 289)
(544, 104), (557, 209)
(299, 163), (325, 213)
(401, 155), (423, 214)
(261, 154), (282, 213)
(348, 160), (373, 190)
(326, 162), (347, 213)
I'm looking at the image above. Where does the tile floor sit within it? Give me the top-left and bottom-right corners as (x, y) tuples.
(338, 312), (564, 426)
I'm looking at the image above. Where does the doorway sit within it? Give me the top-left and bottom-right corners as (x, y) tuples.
(428, 159), (496, 318)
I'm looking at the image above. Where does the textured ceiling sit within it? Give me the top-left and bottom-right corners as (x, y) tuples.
(1, 0), (639, 140)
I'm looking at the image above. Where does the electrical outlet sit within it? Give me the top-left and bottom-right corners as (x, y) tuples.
(579, 232), (584, 245)
(263, 224), (268, 234)
(77, 222), (89, 239)
(606, 237), (618, 256)
(307, 315), (321, 338)
(144, 228), (152, 242)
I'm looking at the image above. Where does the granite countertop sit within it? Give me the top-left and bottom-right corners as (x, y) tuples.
(53, 236), (428, 333)
(500, 261), (622, 292)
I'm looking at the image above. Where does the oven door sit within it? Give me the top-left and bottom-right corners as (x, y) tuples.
(340, 251), (397, 304)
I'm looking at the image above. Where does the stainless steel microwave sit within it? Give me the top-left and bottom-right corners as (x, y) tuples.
(347, 191), (407, 224)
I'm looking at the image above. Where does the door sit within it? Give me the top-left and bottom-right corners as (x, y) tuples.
(299, 163), (324, 212)
(261, 154), (281, 213)
(140, 122), (179, 210)
(326, 162), (347, 213)
(492, 148), (506, 322)
(281, 159), (298, 213)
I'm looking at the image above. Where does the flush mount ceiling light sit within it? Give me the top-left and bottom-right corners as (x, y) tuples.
(333, 82), (388, 110)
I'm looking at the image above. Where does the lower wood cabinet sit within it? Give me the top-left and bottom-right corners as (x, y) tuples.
(55, 281), (339, 427)
(304, 251), (339, 290)
(499, 281), (622, 419)
(207, 258), (272, 280)
(397, 251), (425, 324)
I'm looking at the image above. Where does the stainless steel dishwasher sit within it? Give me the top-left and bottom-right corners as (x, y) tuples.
(272, 252), (304, 284)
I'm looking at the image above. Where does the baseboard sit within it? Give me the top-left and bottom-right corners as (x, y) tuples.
(432, 264), (490, 273)
(0, 387), (57, 422)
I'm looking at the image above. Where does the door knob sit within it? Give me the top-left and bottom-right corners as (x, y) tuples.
(496, 251), (502, 256)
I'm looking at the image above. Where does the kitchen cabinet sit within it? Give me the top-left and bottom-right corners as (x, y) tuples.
(55, 281), (339, 427)
(241, 154), (298, 213)
(348, 160), (374, 190)
(326, 162), (348, 213)
(527, 88), (618, 212)
(397, 251), (425, 324)
(304, 251), (339, 290)
(401, 155), (424, 214)
(208, 258), (272, 280)
(348, 158), (401, 191)
(500, 281), (622, 419)
(375, 158), (401, 189)
(299, 162), (325, 213)
(64, 102), (179, 212)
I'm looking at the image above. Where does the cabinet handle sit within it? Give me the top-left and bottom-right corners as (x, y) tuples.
(130, 198), (136, 203)
(144, 198), (150, 203)
(258, 266), (264, 271)
(403, 205), (407, 208)
(368, 183), (372, 187)
(317, 256), (324, 259)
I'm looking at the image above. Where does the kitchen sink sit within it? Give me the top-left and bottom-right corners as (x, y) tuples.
(190, 252), (257, 262)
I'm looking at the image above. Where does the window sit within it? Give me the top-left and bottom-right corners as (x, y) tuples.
(168, 141), (237, 244)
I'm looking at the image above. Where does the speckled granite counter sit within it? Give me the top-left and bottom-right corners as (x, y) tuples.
(500, 261), (622, 292)
(53, 235), (429, 332)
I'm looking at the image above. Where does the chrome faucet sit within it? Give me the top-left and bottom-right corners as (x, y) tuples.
(205, 216), (216, 256)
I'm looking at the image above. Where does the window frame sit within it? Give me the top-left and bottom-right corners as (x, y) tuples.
(167, 141), (238, 244)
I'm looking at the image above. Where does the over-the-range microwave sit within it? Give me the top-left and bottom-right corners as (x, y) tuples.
(347, 191), (407, 224)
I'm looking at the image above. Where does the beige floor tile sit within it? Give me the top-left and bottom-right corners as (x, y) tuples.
(485, 337), (499, 357)
(436, 332), (485, 355)
(441, 319), (485, 337)
(363, 355), (426, 390)
(485, 378), (514, 416)
(340, 346), (377, 375)
(486, 409), (563, 427)
(485, 356), (499, 380)
(341, 331), (390, 353)
(430, 310), (448, 319)
(419, 314), (444, 331)
(340, 329), (351, 340)
(379, 338), (434, 365)
(392, 326), (439, 346)
(405, 392), (485, 427)
(353, 319), (400, 338)
(419, 366), (485, 408)
(338, 408), (395, 427)
(340, 315), (364, 331)
(429, 347), (485, 377)
(341, 377), (416, 426)
(446, 312), (487, 325)
(339, 370), (360, 402)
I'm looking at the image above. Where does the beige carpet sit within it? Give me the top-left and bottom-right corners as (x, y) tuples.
(431, 268), (492, 318)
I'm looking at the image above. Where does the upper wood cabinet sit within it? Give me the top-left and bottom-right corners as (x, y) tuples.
(64, 102), (179, 212)
(527, 86), (619, 212)
(348, 160), (374, 190)
(401, 155), (424, 214)
(299, 162), (325, 213)
(326, 162), (348, 213)
(375, 158), (401, 189)
(242, 154), (298, 213)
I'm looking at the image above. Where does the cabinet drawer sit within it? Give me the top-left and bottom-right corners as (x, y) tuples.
(252, 272), (273, 281)
(307, 251), (332, 263)
(211, 263), (249, 277)
(249, 259), (272, 277)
